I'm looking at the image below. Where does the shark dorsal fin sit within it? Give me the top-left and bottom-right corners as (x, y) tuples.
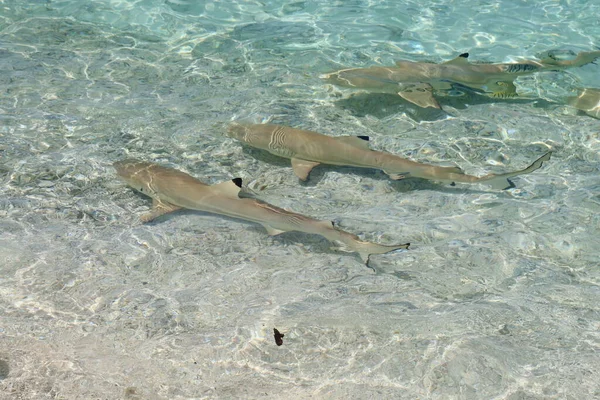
(320, 220), (335, 230)
(334, 135), (371, 150)
(231, 177), (242, 188)
(443, 52), (470, 65)
(212, 178), (242, 198)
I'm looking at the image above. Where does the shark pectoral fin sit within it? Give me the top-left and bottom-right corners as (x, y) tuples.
(491, 81), (518, 98)
(262, 224), (286, 236)
(398, 83), (441, 109)
(212, 178), (243, 198)
(333, 135), (371, 150)
(291, 158), (321, 181)
(140, 200), (182, 223)
(443, 52), (470, 65)
(385, 171), (408, 180)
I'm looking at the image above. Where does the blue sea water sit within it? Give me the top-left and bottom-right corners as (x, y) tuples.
(1, 0), (599, 398)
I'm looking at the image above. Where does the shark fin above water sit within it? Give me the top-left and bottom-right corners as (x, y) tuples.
(443, 52), (470, 65)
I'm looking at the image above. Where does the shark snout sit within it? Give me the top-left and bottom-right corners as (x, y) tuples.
(113, 159), (149, 179)
(113, 160), (131, 178)
(226, 123), (248, 141)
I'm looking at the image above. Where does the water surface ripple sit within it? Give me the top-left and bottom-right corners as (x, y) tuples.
(1, 0), (599, 399)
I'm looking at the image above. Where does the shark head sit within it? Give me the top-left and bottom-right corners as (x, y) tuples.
(226, 123), (275, 151)
(113, 159), (159, 197)
(226, 122), (249, 142)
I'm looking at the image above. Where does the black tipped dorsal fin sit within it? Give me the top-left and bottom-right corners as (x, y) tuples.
(444, 53), (470, 65)
(232, 177), (243, 188)
(212, 179), (242, 198)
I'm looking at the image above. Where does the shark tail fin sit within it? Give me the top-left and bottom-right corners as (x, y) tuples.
(480, 152), (552, 190)
(348, 240), (410, 265)
(541, 50), (600, 68)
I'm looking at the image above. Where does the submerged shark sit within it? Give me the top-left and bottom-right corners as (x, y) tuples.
(227, 123), (552, 190)
(322, 50), (600, 109)
(567, 88), (600, 119)
(114, 160), (409, 264)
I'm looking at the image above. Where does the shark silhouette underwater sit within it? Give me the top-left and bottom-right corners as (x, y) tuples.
(322, 50), (600, 110)
(227, 123), (552, 190)
(114, 160), (409, 264)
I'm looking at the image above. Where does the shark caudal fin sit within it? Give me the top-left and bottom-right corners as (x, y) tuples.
(481, 152), (552, 190)
(541, 50), (600, 68)
(339, 240), (409, 265)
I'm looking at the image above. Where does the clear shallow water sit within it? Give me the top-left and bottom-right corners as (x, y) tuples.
(1, 0), (599, 398)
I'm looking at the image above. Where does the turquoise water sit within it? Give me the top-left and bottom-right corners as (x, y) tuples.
(1, 0), (600, 398)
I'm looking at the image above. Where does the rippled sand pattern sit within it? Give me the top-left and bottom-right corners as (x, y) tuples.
(1, 0), (599, 399)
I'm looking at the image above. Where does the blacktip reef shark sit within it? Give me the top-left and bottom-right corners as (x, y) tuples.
(322, 50), (600, 109)
(227, 123), (552, 190)
(567, 88), (600, 119)
(114, 160), (409, 264)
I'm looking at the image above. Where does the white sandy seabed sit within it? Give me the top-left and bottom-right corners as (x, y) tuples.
(1, 0), (600, 398)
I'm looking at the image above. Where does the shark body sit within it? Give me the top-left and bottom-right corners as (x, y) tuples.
(114, 160), (409, 264)
(322, 50), (600, 109)
(227, 123), (552, 190)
